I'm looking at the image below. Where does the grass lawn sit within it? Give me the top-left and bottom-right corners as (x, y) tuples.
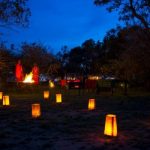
(0, 84), (150, 150)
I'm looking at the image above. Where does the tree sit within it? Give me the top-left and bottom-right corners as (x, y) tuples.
(0, 42), (16, 87)
(56, 45), (69, 77)
(56, 39), (105, 76)
(81, 39), (97, 74)
(114, 27), (150, 87)
(0, 0), (31, 28)
(100, 26), (150, 88)
(94, 0), (150, 88)
(91, 40), (106, 74)
(103, 26), (126, 60)
(94, 0), (150, 28)
(0, 0), (30, 84)
(67, 46), (83, 74)
(21, 42), (55, 74)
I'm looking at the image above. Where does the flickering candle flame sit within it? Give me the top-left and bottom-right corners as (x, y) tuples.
(104, 114), (117, 137)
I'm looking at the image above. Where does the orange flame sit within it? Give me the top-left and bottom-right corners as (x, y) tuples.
(23, 72), (34, 83)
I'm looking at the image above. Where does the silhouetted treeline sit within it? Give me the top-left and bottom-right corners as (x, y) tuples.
(56, 26), (150, 88)
(0, 26), (150, 89)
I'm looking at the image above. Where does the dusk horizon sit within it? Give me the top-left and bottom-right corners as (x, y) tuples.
(0, 0), (120, 53)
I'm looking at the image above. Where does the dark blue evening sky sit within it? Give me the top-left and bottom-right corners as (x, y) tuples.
(1, 0), (120, 53)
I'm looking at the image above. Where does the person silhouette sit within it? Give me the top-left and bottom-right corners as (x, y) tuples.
(15, 60), (24, 82)
(32, 63), (39, 84)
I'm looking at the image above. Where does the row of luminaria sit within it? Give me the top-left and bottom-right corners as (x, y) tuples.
(0, 91), (117, 137)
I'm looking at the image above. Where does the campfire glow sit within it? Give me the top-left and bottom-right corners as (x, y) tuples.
(23, 72), (34, 83)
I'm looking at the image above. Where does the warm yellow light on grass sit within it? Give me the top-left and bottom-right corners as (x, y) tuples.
(0, 92), (3, 100)
(88, 99), (95, 110)
(3, 95), (10, 106)
(104, 114), (117, 137)
(56, 94), (62, 103)
(32, 104), (41, 118)
(44, 91), (49, 99)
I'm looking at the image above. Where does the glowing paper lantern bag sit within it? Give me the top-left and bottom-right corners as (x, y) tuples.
(0, 92), (3, 100)
(44, 91), (49, 99)
(88, 99), (95, 110)
(32, 104), (41, 118)
(56, 94), (62, 103)
(3, 95), (10, 106)
(104, 114), (117, 137)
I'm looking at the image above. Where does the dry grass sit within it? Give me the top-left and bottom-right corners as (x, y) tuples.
(0, 85), (150, 150)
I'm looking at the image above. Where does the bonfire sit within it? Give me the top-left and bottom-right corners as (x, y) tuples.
(23, 72), (34, 83)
